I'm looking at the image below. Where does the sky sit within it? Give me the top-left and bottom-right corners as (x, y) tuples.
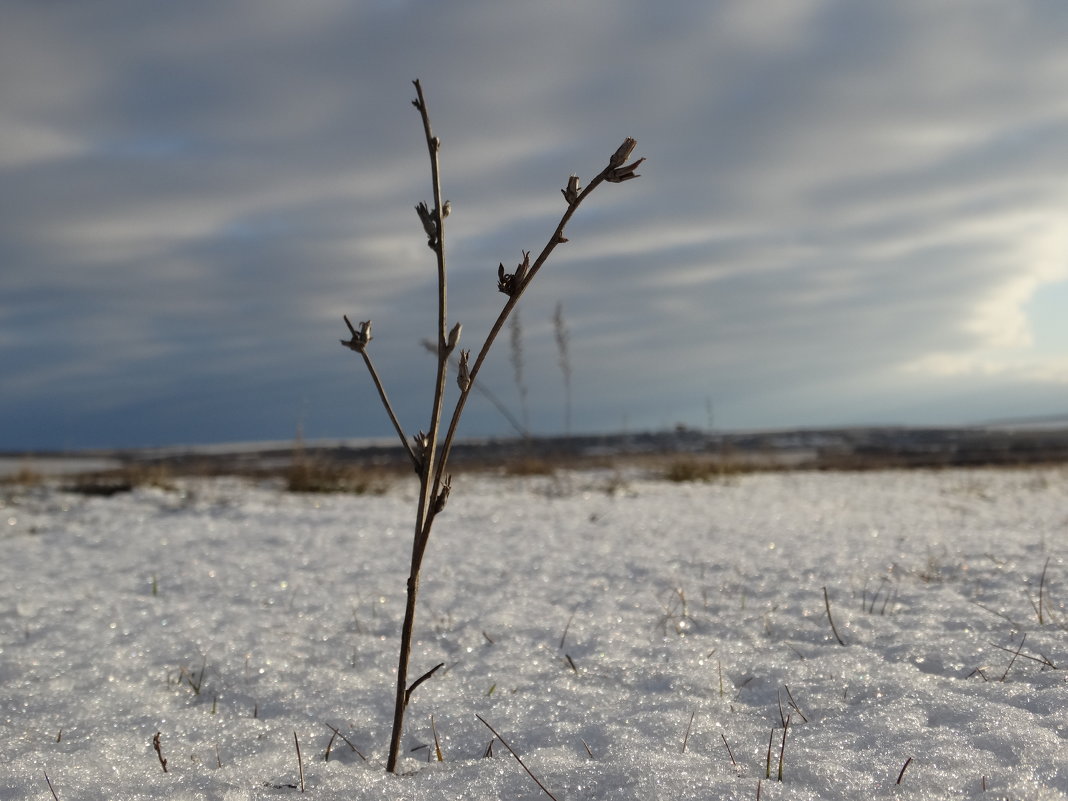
(3, 1), (1068, 451)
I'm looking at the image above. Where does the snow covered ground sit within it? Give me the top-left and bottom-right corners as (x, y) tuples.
(2, 467), (1066, 800)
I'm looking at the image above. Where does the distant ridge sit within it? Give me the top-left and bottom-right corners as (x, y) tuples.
(974, 413), (1068, 430)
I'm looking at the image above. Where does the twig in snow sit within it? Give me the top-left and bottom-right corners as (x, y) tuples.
(405, 662), (445, 707)
(152, 731), (168, 773)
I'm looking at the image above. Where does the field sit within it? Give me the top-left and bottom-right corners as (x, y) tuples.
(2, 466), (1066, 799)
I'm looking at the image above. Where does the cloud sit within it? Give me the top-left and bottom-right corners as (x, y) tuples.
(2, 1), (1067, 448)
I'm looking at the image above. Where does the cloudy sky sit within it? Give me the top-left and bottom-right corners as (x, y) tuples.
(3, 1), (1067, 451)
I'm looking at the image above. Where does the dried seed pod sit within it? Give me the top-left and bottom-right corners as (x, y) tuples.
(433, 475), (452, 514)
(457, 349), (471, 392)
(415, 201), (439, 247)
(514, 251), (530, 284)
(605, 138), (644, 183)
(609, 137), (637, 167)
(497, 263), (515, 296)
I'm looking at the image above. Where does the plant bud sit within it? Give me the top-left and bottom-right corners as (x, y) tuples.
(562, 175), (582, 204)
(447, 322), (462, 352)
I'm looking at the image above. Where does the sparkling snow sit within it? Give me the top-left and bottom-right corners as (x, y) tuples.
(2, 468), (1066, 799)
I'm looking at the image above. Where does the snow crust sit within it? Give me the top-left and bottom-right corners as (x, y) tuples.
(2, 468), (1066, 799)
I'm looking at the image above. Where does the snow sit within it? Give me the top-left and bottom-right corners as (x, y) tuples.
(2, 467), (1066, 800)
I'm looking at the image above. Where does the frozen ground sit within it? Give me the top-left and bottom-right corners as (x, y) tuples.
(2, 467), (1066, 800)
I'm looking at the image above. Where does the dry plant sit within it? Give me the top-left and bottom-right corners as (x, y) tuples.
(339, 80), (643, 773)
(509, 309), (530, 433)
(553, 301), (572, 436)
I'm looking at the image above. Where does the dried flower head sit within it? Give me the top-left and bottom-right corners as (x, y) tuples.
(605, 138), (644, 183)
(514, 251), (530, 284)
(497, 263), (516, 296)
(340, 315), (373, 352)
(415, 201), (439, 247)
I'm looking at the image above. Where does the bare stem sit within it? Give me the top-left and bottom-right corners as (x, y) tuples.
(386, 79), (452, 774)
(356, 341), (419, 471)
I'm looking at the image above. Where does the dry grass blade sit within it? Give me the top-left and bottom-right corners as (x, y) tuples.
(896, 756), (913, 785)
(783, 684), (808, 723)
(682, 711), (695, 753)
(431, 714), (444, 762)
(1037, 556), (1050, 624)
(476, 715), (560, 801)
(293, 731), (305, 792)
(721, 733), (737, 767)
(999, 634), (1028, 681)
(559, 609), (576, 651)
(44, 773), (60, 801)
(777, 715), (791, 782)
(987, 640), (1058, 669)
(322, 723), (368, 762)
(823, 586), (846, 646)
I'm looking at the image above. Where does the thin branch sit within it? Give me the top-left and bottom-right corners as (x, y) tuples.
(152, 731), (168, 773)
(405, 662), (445, 707)
(476, 715), (560, 801)
(433, 139), (642, 490)
(342, 317), (419, 470)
